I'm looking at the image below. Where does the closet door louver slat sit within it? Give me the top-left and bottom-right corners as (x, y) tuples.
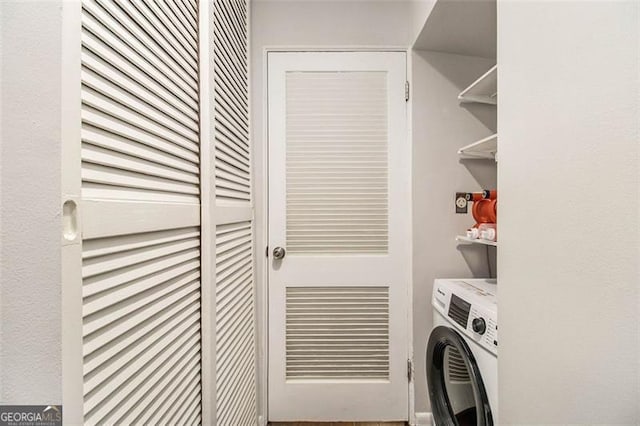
(214, 0), (251, 203)
(215, 222), (256, 426)
(79, 0), (201, 423)
(213, 0), (256, 425)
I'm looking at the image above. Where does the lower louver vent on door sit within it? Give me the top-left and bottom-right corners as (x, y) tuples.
(82, 227), (202, 425)
(215, 221), (257, 426)
(285, 286), (390, 380)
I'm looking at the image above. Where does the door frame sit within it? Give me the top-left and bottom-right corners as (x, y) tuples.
(60, 2), (83, 423)
(256, 47), (414, 425)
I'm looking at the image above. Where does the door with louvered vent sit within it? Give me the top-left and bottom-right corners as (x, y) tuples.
(267, 52), (410, 421)
(61, 0), (204, 423)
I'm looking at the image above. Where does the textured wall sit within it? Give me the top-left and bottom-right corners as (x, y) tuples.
(0, 1), (62, 404)
(497, 1), (639, 423)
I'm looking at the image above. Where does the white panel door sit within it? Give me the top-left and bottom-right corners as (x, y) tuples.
(267, 51), (410, 421)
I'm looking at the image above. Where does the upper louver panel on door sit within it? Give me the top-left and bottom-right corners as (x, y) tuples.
(285, 72), (389, 254)
(213, 0), (251, 203)
(80, 0), (201, 204)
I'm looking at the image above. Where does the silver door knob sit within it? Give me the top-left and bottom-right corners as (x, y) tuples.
(273, 246), (286, 260)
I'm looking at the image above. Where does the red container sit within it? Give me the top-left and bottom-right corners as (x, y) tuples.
(472, 198), (497, 224)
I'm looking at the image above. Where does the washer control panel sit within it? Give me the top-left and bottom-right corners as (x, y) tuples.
(433, 278), (498, 356)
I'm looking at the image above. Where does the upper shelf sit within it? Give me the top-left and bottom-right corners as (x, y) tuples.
(413, 0), (496, 59)
(458, 65), (497, 105)
(458, 133), (497, 160)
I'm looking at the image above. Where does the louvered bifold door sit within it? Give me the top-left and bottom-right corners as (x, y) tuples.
(73, 1), (203, 423)
(212, 0), (257, 425)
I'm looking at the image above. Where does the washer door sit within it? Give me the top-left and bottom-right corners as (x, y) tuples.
(426, 326), (493, 426)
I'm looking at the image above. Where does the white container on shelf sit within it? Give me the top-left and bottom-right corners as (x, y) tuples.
(478, 223), (497, 242)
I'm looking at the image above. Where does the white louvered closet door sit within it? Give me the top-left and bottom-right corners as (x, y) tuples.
(267, 52), (410, 422)
(212, 0), (257, 425)
(62, 0), (204, 424)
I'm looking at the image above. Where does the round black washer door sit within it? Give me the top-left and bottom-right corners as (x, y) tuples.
(426, 325), (493, 426)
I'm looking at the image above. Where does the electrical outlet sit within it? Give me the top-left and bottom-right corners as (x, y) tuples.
(455, 192), (468, 214)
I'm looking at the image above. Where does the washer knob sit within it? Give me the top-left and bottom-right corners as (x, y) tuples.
(472, 318), (487, 335)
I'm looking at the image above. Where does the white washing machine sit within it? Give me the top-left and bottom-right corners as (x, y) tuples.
(426, 279), (498, 425)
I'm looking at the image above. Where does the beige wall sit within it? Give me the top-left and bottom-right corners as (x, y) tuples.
(1, 0), (63, 404)
(497, 1), (640, 423)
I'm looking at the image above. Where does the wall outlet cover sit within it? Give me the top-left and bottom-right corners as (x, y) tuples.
(455, 192), (468, 213)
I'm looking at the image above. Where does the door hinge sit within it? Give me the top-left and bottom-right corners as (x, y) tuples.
(265, 245), (269, 257)
(405, 81), (410, 102)
(407, 358), (413, 382)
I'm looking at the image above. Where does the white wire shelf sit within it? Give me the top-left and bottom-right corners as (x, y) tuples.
(456, 235), (498, 247)
(458, 133), (498, 160)
(458, 65), (497, 105)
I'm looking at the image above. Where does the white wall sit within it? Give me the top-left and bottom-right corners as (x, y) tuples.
(250, 1), (414, 422)
(0, 1), (63, 404)
(498, 1), (639, 423)
(411, 50), (496, 415)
